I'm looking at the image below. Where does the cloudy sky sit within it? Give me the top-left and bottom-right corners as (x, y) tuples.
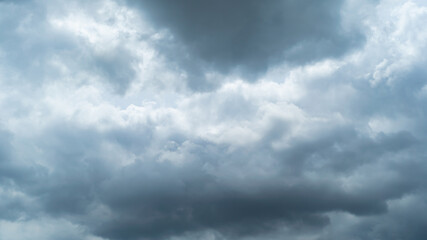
(1, 0), (427, 239)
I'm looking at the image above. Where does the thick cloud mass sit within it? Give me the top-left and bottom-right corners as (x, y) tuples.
(130, 0), (364, 90)
(1, 0), (427, 239)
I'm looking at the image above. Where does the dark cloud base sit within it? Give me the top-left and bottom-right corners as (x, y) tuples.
(131, 0), (365, 91)
(1, 121), (425, 239)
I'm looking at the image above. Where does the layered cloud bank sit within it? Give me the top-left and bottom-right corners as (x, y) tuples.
(1, 0), (427, 239)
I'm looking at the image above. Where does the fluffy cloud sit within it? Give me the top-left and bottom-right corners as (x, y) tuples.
(0, 0), (427, 239)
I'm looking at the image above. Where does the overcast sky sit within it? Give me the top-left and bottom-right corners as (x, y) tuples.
(1, 0), (427, 239)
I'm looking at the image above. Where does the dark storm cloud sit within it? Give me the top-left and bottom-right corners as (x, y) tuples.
(81, 119), (423, 239)
(4, 119), (419, 240)
(317, 192), (427, 240)
(2, 116), (427, 239)
(129, 0), (364, 90)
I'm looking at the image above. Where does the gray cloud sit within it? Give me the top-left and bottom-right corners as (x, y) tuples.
(2, 118), (421, 239)
(1, 0), (427, 239)
(129, 0), (365, 90)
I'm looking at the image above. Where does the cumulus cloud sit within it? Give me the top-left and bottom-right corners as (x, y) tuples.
(0, 0), (427, 239)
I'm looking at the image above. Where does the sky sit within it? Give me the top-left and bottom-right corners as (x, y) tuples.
(0, 0), (427, 239)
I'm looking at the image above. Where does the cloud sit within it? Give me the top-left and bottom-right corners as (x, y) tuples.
(0, 0), (153, 95)
(128, 0), (365, 90)
(1, 0), (427, 239)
